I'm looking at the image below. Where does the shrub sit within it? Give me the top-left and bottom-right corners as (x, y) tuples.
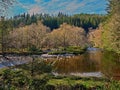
(45, 84), (56, 90)
(29, 77), (49, 90)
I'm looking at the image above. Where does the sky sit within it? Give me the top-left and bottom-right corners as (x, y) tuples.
(8, 0), (108, 17)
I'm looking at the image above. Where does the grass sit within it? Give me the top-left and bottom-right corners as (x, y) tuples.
(0, 46), (87, 55)
(48, 46), (87, 55)
(0, 67), (120, 90)
(47, 78), (120, 89)
(47, 77), (105, 89)
(46, 75), (120, 89)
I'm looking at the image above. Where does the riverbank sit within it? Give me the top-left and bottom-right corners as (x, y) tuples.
(0, 48), (120, 80)
(47, 76), (120, 90)
(0, 46), (87, 56)
(0, 53), (120, 90)
(0, 46), (87, 68)
(0, 68), (120, 90)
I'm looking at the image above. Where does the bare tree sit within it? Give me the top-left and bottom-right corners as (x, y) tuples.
(7, 21), (50, 53)
(0, 1), (15, 70)
(0, 0), (16, 17)
(47, 23), (87, 48)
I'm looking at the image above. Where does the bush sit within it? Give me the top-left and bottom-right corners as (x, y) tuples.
(1, 69), (29, 89)
(45, 84), (56, 90)
(48, 51), (66, 55)
(57, 85), (71, 90)
(29, 77), (49, 90)
(72, 84), (87, 90)
(32, 60), (53, 74)
(53, 76), (67, 79)
(69, 76), (82, 80)
(28, 45), (43, 54)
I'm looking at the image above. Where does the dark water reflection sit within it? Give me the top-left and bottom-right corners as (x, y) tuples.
(101, 51), (120, 80)
(47, 50), (120, 80)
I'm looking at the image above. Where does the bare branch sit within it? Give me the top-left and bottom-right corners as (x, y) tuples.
(0, 0), (16, 17)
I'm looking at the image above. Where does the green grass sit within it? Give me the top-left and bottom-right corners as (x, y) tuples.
(0, 68), (120, 90)
(47, 77), (105, 89)
(48, 46), (87, 55)
(47, 78), (120, 89)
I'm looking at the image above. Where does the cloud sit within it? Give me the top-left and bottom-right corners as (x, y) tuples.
(28, 5), (42, 15)
(65, 1), (86, 13)
(8, 0), (108, 17)
(33, 0), (107, 14)
(34, 0), (82, 14)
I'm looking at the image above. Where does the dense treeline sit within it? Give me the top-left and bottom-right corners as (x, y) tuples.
(42, 13), (105, 32)
(5, 13), (105, 32)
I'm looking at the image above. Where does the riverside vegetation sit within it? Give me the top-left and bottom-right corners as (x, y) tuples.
(0, 0), (120, 90)
(0, 58), (120, 90)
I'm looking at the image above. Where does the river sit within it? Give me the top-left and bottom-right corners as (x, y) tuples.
(0, 48), (120, 80)
(47, 48), (120, 80)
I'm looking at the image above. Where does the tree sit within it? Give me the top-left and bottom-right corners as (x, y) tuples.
(10, 13), (104, 32)
(0, 0), (16, 17)
(7, 21), (50, 53)
(0, 0), (16, 56)
(88, 25), (102, 47)
(0, 18), (13, 55)
(102, 0), (120, 53)
(45, 23), (87, 48)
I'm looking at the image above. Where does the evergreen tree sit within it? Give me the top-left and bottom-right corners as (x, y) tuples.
(9, 13), (105, 32)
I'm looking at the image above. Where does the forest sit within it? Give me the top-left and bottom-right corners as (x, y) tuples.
(8, 13), (105, 32)
(0, 12), (105, 54)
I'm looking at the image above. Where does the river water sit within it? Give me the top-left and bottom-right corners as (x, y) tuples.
(0, 48), (120, 80)
(47, 48), (120, 80)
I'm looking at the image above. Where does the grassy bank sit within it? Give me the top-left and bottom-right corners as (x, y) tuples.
(0, 46), (87, 56)
(0, 68), (120, 90)
(47, 75), (120, 90)
(48, 46), (87, 55)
